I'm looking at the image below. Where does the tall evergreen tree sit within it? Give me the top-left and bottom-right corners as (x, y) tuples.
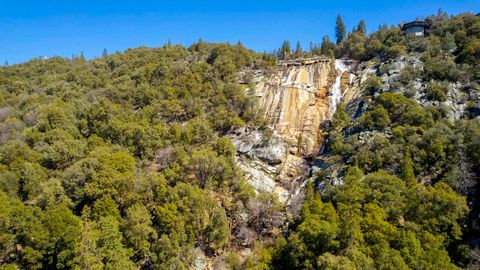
(279, 40), (291, 59)
(442, 32), (457, 52)
(3, 60), (8, 66)
(310, 42), (321, 56)
(79, 51), (85, 61)
(320, 36), (334, 56)
(357, 20), (367, 35)
(102, 48), (108, 58)
(295, 41), (303, 56)
(335, 15), (347, 44)
(401, 149), (416, 188)
(281, 40), (291, 54)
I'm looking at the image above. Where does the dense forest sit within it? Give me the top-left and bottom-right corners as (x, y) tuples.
(0, 10), (480, 270)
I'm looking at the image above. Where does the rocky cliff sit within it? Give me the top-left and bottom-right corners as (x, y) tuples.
(253, 59), (357, 157)
(232, 59), (359, 204)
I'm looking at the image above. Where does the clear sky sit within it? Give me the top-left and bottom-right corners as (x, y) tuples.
(1, 0), (479, 64)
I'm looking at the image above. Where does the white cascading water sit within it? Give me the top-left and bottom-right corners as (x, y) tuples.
(328, 59), (350, 117)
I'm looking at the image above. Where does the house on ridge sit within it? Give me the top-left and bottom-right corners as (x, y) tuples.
(400, 20), (432, 36)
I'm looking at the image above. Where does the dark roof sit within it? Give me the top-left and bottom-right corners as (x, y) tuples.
(400, 20), (431, 31)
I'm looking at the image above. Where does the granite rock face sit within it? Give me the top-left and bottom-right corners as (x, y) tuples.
(253, 59), (357, 157)
(254, 61), (332, 157)
(230, 59), (359, 204)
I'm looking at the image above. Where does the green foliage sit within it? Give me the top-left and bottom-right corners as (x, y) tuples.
(356, 20), (367, 36)
(320, 36), (335, 57)
(387, 44), (407, 60)
(0, 42), (273, 269)
(279, 40), (291, 58)
(74, 213), (134, 270)
(401, 149), (416, 187)
(335, 15), (347, 44)
(288, 73), (477, 267)
(1, 12), (480, 269)
(359, 105), (391, 130)
(331, 103), (351, 131)
(425, 82), (448, 101)
(341, 31), (367, 59)
(270, 167), (467, 270)
(457, 38), (480, 64)
(362, 73), (383, 95)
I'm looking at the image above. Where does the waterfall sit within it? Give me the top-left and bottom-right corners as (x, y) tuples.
(328, 59), (350, 117)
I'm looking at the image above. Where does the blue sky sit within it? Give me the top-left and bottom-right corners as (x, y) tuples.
(1, 0), (479, 64)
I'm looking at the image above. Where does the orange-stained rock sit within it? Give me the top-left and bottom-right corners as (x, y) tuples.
(254, 61), (334, 157)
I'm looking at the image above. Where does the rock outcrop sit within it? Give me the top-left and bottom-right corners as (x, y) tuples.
(231, 59), (358, 204)
(228, 127), (306, 204)
(254, 61), (333, 157)
(253, 59), (357, 157)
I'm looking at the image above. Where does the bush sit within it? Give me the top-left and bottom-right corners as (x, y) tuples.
(362, 74), (384, 95)
(425, 82), (448, 101)
(399, 66), (415, 85)
(386, 45), (406, 60)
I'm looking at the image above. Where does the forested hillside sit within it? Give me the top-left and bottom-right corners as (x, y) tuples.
(266, 11), (480, 270)
(0, 10), (480, 270)
(0, 42), (279, 269)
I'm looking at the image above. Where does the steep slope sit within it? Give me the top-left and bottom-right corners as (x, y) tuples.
(254, 59), (357, 157)
(232, 59), (359, 205)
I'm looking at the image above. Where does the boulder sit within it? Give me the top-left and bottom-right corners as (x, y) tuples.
(252, 142), (287, 164)
(237, 159), (289, 204)
(230, 130), (263, 153)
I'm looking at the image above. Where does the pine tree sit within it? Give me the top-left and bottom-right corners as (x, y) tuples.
(321, 36), (334, 56)
(102, 48), (108, 58)
(335, 15), (347, 44)
(74, 209), (103, 270)
(401, 149), (416, 187)
(280, 40), (291, 56)
(3, 60), (8, 66)
(442, 32), (457, 52)
(124, 203), (157, 259)
(295, 41), (303, 56)
(310, 42), (321, 56)
(357, 20), (367, 35)
(97, 216), (134, 269)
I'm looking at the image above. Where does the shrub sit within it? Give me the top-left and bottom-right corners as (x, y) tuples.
(425, 82), (448, 102)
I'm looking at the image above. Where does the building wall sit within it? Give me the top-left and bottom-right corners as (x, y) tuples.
(405, 26), (425, 36)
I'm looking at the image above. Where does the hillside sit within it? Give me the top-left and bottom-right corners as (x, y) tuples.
(0, 11), (480, 270)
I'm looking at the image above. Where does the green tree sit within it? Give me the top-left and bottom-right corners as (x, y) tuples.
(74, 213), (103, 270)
(294, 41), (303, 56)
(341, 31), (366, 59)
(97, 216), (134, 269)
(123, 203), (157, 262)
(442, 32), (457, 52)
(280, 40), (291, 57)
(320, 36), (335, 57)
(75, 214), (134, 270)
(425, 82), (448, 102)
(356, 20), (367, 35)
(102, 48), (108, 58)
(335, 15), (347, 44)
(362, 73), (383, 95)
(401, 149), (416, 187)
